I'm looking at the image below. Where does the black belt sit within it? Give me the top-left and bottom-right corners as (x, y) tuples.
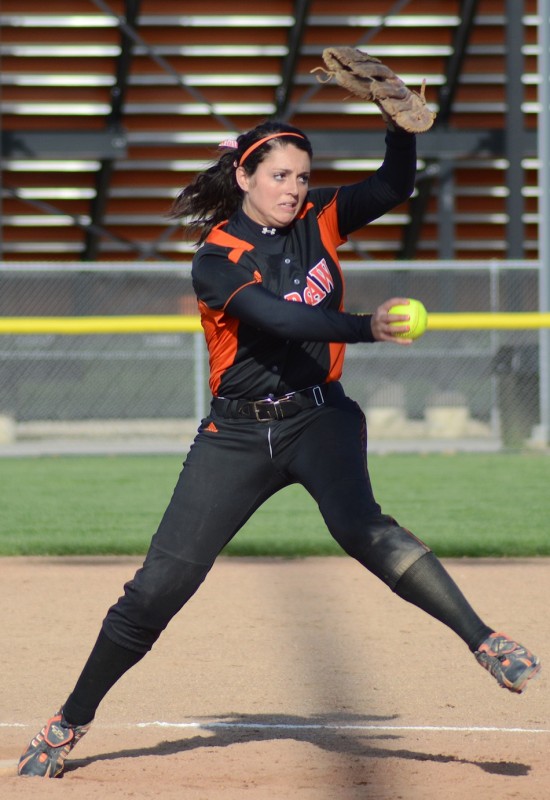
(211, 384), (329, 422)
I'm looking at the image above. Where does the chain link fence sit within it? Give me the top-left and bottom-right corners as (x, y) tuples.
(0, 261), (543, 450)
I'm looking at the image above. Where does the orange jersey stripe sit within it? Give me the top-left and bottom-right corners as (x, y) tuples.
(317, 190), (346, 294)
(328, 342), (346, 383)
(198, 299), (240, 396)
(316, 191), (347, 382)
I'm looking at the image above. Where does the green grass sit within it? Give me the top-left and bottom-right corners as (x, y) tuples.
(0, 453), (549, 558)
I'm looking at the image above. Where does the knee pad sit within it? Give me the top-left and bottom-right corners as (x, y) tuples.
(347, 515), (431, 590)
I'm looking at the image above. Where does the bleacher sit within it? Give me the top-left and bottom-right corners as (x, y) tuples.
(0, 0), (540, 262)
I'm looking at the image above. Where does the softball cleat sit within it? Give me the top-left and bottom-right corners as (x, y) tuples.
(474, 632), (541, 693)
(18, 710), (91, 778)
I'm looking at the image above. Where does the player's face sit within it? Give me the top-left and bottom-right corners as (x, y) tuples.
(237, 144), (311, 229)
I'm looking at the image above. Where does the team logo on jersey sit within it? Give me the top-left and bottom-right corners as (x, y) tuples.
(283, 258), (334, 306)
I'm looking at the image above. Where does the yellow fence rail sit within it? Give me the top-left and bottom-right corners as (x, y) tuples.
(1, 313), (550, 335)
(427, 313), (550, 330)
(0, 316), (202, 335)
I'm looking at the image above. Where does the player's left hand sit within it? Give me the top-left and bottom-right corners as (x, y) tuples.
(370, 297), (413, 344)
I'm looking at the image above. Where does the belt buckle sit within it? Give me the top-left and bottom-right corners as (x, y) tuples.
(253, 396), (294, 422)
(253, 399), (280, 422)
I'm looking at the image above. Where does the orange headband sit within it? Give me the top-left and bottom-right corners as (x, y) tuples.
(238, 132), (306, 167)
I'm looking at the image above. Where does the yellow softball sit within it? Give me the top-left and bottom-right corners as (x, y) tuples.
(389, 298), (428, 340)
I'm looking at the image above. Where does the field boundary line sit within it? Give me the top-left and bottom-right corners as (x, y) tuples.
(4, 720), (550, 735)
(136, 720), (550, 734)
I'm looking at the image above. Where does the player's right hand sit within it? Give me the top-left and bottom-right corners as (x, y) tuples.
(370, 297), (412, 344)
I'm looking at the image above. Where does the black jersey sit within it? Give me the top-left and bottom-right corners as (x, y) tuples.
(192, 130), (416, 399)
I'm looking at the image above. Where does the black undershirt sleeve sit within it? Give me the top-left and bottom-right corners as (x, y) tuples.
(336, 130), (417, 237)
(226, 282), (375, 343)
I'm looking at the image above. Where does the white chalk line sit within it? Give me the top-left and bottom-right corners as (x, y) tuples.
(2, 720), (549, 735)
(1, 721), (548, 774)
(135, 721), (550, 734)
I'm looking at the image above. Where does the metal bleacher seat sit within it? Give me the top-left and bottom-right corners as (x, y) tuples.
(0, 1), (540, 263)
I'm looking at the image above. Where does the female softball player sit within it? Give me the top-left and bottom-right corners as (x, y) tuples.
(19, 119), (540, 778)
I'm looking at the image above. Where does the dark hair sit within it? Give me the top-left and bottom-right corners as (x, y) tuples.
(169, 120), (312, 244)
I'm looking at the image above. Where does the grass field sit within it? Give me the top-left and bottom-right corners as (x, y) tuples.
(0, 452), (548, 558)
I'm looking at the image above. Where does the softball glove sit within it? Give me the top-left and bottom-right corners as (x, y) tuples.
(312, 46), (436, 133)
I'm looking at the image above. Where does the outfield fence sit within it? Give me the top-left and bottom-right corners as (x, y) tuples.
(0, 260), (549, 449)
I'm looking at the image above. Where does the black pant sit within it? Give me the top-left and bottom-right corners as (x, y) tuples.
(102, 383), (429, 653)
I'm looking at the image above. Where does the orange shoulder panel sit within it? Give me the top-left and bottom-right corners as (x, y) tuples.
(205, 222), (255, 264)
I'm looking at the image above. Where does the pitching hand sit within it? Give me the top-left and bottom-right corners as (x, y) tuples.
(370, 297), (412, 344)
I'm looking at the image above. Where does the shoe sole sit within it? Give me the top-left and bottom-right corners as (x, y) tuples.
(505, 660), (542, 693)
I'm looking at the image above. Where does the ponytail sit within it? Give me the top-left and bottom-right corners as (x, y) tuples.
(169, 150), (241, 245)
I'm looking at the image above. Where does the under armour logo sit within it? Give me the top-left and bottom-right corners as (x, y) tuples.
(261, 227), (276, 236)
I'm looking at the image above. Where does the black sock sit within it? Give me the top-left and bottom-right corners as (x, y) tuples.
(62, 629), (146, 726)
(394, 552), (492, 652)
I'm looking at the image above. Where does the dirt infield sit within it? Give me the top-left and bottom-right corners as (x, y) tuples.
(1, 555), (548, 799)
